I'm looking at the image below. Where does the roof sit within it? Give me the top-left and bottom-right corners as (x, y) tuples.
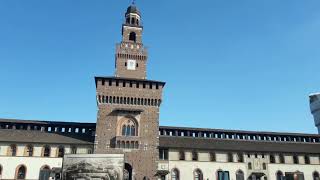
(159, 136), (320, 154)
(0, 118), (95, 127)
(126, 5), (140, 15)
(0, 129), (94, 145)
(160, 126), (320, 137)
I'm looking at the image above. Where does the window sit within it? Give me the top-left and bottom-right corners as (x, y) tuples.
(276, 171), (283, 180)
(313, 171), (320, 180)
(16, 165), (26, 179)
(228, 153), (233, 162)
(304, 155), (310, 164)
(9, 144), (17, 156)
(171, 168), (180, 180)
(248, 162), (252, 170)
(129, 32), (136, 42)
(121, 119), (138, 136)
(25, 145), (33, 157)
(0, 165), (2, 176)
(236, 170), (244, 180)
(210, 152), (216, 162)
(42, 145), (51, 157)
(192, 151), (198, 161)
(159, 149), (168, 160)
(262, 163), (267, 170)
(270, 154), (275, 163)
(194, 169), (203, 180)
(179, 151), (185, 160)
(87, 148), (93, 154)
(237, 153), (243, 162)
(293, 155), (299, 164)
(71, 146), (77, 154)
(218, 170), (230, 180)
(58, 146), (64, 157)
(279, 154), (285, 164)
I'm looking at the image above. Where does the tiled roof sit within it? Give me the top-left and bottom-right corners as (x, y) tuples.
(0, 129), (94, 145)
(159, 136), (320, 154)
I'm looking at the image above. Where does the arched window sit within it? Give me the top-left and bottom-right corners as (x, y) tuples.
(248, 162), (252, 170)
(131, 125), (135, 136)
(39, 165), (50, 180)
(171, 168), (180, 180)
(122, 125), (127, 136)
(57, 146), (65, 157)
(126, 17), (130, 24)
(276, 171), (283, 180)
(217, 170), (230, 180)
(120, 118), (138, 136)
(129, 32), (136, 42)
(15, 165), (26, 179)
(236, 170), (244, 180)
(194, 169), (203, 180)
(42, 145), (51, 157)
(25, 145), (33, 157)
(136, 19), (139, 25)
(9, 144), (17, 156)
(179, 151), (185, 160)
(313, 171), (320, 180)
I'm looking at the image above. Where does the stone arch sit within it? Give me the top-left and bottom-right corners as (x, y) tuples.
(171, 168), (180, 180)
(15, 164), (27, 179)
(124, 163), (133, 180)
(313, 171), (319, 180)
(276, 171), (283, 180)
(193, 168), (203, 180)
(117, 116), (139, 136)
(236, 170), (244, 180)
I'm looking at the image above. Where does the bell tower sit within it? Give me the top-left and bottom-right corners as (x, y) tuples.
(115, 3), (148, 79)
(94, 3), (165, 180)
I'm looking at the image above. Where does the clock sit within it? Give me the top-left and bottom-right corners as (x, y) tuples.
(127, 59), (136, 70)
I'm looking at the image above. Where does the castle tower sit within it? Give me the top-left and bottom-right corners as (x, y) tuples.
(310, 93), (320, 134)
(94, 3), (165, 179)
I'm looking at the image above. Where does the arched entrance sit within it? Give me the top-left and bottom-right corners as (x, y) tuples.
(248, 173), (267, 180)
(124, 163), (133, 180)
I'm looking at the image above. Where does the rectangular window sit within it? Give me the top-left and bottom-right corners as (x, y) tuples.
(159, 149), (168, 160)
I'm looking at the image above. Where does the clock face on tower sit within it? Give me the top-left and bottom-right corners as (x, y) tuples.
(127, 59), (136, 70)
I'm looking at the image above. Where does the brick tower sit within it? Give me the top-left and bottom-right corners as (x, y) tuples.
(94, 3), (165, 180)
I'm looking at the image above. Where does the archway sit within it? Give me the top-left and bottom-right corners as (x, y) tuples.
(124, 163), (133, 180)
(39, 165), (50, 180)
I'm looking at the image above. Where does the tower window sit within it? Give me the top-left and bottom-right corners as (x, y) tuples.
(129, 32), (136, 42)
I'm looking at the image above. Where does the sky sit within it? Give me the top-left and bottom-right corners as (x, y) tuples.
(0, 0), (320, 134)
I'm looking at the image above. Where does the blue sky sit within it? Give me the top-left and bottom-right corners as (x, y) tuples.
(0, 0), (319, 134)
